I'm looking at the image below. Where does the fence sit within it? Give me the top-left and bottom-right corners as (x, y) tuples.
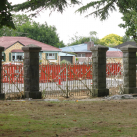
(2, 63), (24, 99)
(0, 44), (136, 99)
(1, 62), (123, 99)
(106, 61), (123, 95)
(39, 64), (92, 98)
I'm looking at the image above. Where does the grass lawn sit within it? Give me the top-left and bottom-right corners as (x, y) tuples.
(0, 99), (137, 137)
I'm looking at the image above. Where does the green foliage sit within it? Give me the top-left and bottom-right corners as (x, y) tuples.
(68, 31), (100, 46)
(13, 14), (32, 27)
(12, 0), (80, 17)
(76, 0), (137, 21)
(76, 58), (78, 61)
(0, 0), (79, 29)
(68, 36), (89, 46)
(60, 59), (71, 65)
(122, 35), (134, 43)
(2, 0), (137, 31)
(99, 34), (123, 47)
(119, 10), (137, 43)
(17, 21), (65, 48)
(0, 14), (65, 48)
(0, 14), (32, 36)
(0, 0), (15, 29)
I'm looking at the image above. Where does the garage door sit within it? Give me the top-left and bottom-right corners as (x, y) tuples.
(61, 56), (73, 63)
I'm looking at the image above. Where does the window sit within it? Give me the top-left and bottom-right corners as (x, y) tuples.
(17, 55), (23, 60)
(77, 53), (85, 57)
(2, 53), (5, 61)
(12, 53), (24, 61)
(47, 53), (55, 59)
(12, 55), (15, 61)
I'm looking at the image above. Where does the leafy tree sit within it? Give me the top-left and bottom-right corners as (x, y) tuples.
(0, 0), (15, 29)
(12, 0), (80, 17)
(1, 0), (80, 29)
(76, 0), (137, 21)
(0, 14), (32, 36)
(122, 35), (134, 43)
(2, 0), (137, 30)
(18, 21), (65, 48)
(119, 10), (137, 42)
(99, 34), (123, 47)
(12, 0), (137, 20)
(12, 14), (32, 27)
(0, 14), (65, 48)
(68, 31), (100, 46)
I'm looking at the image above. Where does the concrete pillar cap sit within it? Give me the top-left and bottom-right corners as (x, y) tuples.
(120, 45), (137, 52)
(22, 44), (42, 52)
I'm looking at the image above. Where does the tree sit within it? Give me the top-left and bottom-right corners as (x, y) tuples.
(76, 0), (137, 21)
(99, 34), (123, 47)
(122, 35), (134, 43)
(0, 14), (32, 36)
(12, 0), (137, 20)
(68, 31), (100, 46)
(17, 21), (65, 48)
(12, 14), (32, 27)
(119, 10), (137, 42)
(12, 0), (80, 17)
(0, 14), (65, 48)
(1, 0), (80, 29)
(2, 0), (137, 29)
(0, 0), (15, 29)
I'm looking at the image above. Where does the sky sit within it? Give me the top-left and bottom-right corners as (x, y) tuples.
(9, 0), (126, 45)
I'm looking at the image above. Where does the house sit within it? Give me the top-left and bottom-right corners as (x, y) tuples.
(106, 47), (123, 63)
(113, 41), (137, 64)
(0, 36), (71, 64)
(58, 52), (75, 64)
(60, 42), (94, 64)
(60, 42), (123, 64)
(113, 41), (137, 49)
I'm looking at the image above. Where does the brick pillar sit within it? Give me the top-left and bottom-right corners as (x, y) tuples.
(120, 45), (137, 94)
(22, 44), (42, 99)
(90, 45), (109, 97)
(0, 47), (5, 99)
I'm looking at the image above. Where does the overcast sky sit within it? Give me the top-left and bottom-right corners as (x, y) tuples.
(9, 0), (126, 45)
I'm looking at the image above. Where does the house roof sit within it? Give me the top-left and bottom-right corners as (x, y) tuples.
(106, 51), (123, 58)
(60, 43), (90, 52)
(113, 41), (137, 49)
(61, 43), (123, 58)
(108, 47), (121, 51)
(0, 36), (61, 51)
(60, 43), (121, 52)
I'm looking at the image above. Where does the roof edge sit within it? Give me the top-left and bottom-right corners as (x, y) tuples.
(5, 41), (25, 50)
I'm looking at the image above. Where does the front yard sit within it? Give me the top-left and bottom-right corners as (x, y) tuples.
(0, 99), (137, 137)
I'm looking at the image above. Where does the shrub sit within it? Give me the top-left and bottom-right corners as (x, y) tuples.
(60, 59), (71, 65)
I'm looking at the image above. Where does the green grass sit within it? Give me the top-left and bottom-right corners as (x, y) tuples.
(0, 100), (137, 136)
